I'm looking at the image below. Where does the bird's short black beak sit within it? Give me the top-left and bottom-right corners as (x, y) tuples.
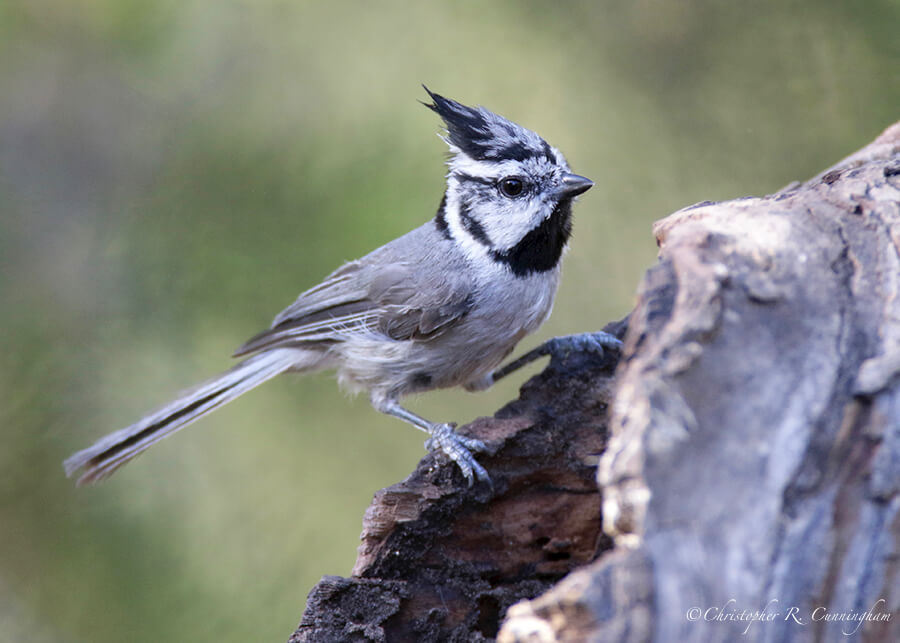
(558, 173), (594, 199)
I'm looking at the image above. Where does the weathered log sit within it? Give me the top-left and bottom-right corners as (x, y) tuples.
(291, 123), (900, 642)
(500, 122), (900, 642)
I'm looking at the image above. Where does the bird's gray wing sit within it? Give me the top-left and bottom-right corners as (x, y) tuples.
(373, 263), (474, 341)
(233, 255), (474, 356)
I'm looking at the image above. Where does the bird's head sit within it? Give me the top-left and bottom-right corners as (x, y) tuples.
(424, 87), (593, 276)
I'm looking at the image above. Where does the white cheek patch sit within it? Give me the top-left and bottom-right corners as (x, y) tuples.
(447, 176), (548, 255)
(481, 198), (546, 251)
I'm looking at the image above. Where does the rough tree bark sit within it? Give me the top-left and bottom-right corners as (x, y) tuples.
(291, 123), (900, 643)
(290, 325), (625, 643)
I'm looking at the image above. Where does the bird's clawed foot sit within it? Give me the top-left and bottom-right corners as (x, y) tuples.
(490, 329), (624, 383)
(425, 423), (491, 487)
(544, 330), (623, 361)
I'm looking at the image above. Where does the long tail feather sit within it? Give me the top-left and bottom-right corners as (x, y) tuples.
(64, 349), (299, 486)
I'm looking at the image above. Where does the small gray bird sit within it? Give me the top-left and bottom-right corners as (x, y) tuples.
(64, 88), (620, 487)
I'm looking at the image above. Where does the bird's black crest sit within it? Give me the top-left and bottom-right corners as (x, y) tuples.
(422, 86), (554, 163)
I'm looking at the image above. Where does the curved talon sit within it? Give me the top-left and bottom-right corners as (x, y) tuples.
(457, 435), (488, 453)
(425, 423), (491, 487)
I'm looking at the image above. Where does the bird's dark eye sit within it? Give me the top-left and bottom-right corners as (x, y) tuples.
(498, 177), (525, 198)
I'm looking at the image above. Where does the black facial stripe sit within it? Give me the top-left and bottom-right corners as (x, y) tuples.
(455, 172), (533, 200)
(541, 140), (556, 164)
(434, 193), (452, 240)
(459, 199), (493, 248)
(495, 141), (547, 163)
(452, 172), (494, 187)
(491, 199), (572, 276)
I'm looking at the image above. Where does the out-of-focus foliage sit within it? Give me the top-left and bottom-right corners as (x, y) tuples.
(1, 1), (897, 641)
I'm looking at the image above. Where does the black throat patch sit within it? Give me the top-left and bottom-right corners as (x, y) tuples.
(491, 199), (572, 276)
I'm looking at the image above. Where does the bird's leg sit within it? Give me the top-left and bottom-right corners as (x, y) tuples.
(372, 396), (490, 486)
(489, 331), (623, 384)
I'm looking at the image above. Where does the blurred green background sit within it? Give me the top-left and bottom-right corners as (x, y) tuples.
(1, 1), (897, 641)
